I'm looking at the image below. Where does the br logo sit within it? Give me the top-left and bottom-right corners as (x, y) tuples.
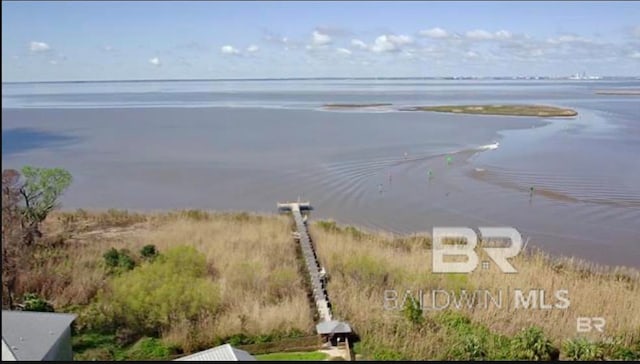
(432, 227), (522, 273)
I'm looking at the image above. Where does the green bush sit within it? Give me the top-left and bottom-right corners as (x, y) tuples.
(563, 337), (604, 360)
(510, 326), (559, 360)
(103, 248), (120, 268)
(117, 249), (136, 270)
(453, 334), (487, 360)
(598, 336), (640, 360)
(402, 295), (424, 326)
(140, 244), (158, 260)
(437, 310), (472, 331)
(103, 248), (136, 272)
(436, 311), (512, 360)
(98, 245), (220, 336)
(22, 293), (54, 312)
(75, 302), (116, 334)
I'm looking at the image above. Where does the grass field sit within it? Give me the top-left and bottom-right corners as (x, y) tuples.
(309, 219), (640, 360)
(16, 209), (640, 360)
(31, 209), (314, 360)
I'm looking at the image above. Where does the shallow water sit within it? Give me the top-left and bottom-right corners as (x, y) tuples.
(2, 79), (639, 267)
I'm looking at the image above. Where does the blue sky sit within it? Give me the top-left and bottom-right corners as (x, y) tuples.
(2, 1), (639, 81)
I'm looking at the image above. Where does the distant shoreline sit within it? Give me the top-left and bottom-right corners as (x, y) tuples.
(595, 89), (640, 95)
(323, 103), (392, 109)
(323, 103), (578, 117)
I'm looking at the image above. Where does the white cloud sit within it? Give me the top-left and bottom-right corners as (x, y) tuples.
(221, 45), (240, 55)
(370, 34), (413, 53)
(103, 45), (114, 52)
(312, 30), (332, 46)
(149, 57), (161, 66)
(419, 27), (449, 39)
(336, 48), (352, 55)
(633, 26), (640, 38)
(494, 30), (513, 40)
(464, 29), (513, 41)
(466, 29), (494, 40)
(464, 50), (479, 58)
(246, 44), (259, 53)
(351, 39), (367, 49)
(547, 35), (591, 44)
(29, 41), (51, 52)
(631, 51), (640, 59)
(49, 60), (58, 65)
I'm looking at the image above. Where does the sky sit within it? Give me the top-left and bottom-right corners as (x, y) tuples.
(2, 1), (640, 81)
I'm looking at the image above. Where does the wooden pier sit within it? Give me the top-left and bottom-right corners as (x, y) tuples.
(278, 201), (332, 322)
(278, 201), (354, 358)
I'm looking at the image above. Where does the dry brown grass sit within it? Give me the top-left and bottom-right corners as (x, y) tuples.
(33, 209), (314, 351)
(309, 220), (640, 358)
(25, 210), (639, 359)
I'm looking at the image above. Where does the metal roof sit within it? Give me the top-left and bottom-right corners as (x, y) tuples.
(2, 338), (17, 361)
(174, 343), (256, 361)
(315, 320), (352, 335)
(2, 310), (76, 361)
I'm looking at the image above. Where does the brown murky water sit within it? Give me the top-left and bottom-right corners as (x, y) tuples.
(3, 79), (639, 267)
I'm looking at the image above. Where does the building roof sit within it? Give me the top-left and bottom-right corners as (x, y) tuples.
(2, 338), (17, 361)
(1, 310), (76, 361)
(316, 320), (352, 335)
(174, 343), (256, 361)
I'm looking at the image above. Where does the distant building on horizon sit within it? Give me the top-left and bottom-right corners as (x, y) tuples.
(568, 71), (601, 80)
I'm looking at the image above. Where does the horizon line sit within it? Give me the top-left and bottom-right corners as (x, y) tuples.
(3, 75), (639, 85)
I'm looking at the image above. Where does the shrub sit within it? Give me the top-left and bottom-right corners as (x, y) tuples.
(402, 294), (424, 326)
(598, 336), (640, 360)
(453, 334), (487, 360)
(437, 310), (477, 337)
(563, 337), (604, 360)
(103, 248), (136, 272)
(21, 293), (54, 312)
(103, 248), (120, 268)
(98, 246), (220, 336)
(75, 302), (116, 334)
(116, 249), (136, 270)
(140, 244), (158, 261)
(510, 326), (559, 360)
